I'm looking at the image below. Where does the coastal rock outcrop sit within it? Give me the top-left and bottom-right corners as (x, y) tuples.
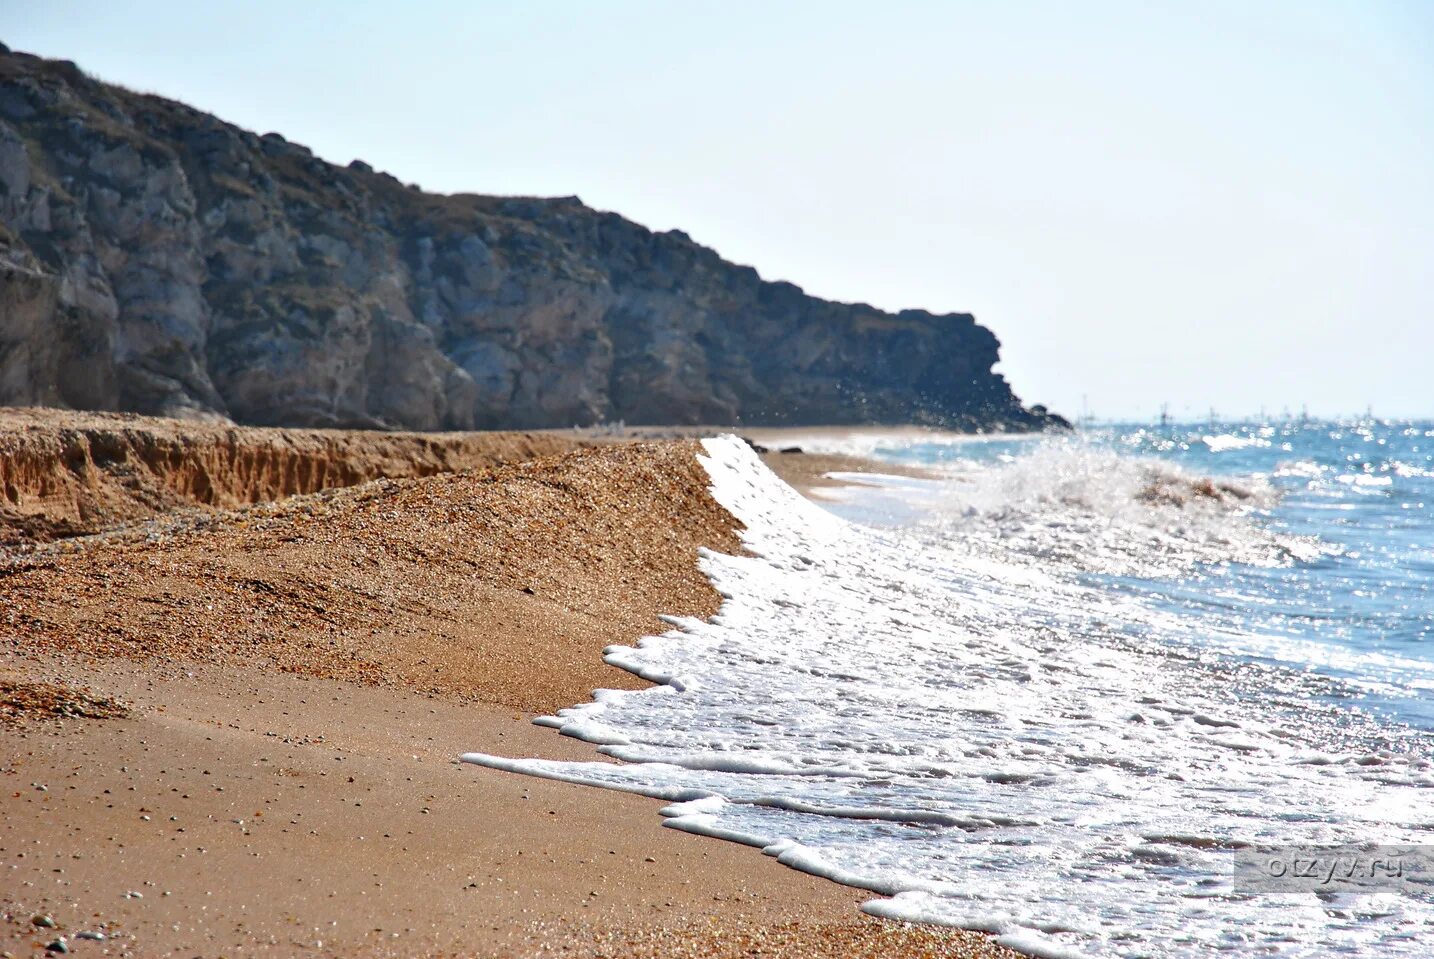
(0, 48), (1065, 431)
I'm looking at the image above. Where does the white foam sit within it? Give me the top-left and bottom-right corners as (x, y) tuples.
(462, 436), (1433, 957)
(1203, 433), (1270, 452)
(929, 439), (1332, 576)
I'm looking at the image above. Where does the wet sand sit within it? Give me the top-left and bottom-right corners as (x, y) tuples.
(759, 450), (936, 495)
(2, 429), (1012, 958)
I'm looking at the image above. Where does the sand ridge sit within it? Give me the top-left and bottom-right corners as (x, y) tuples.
(6, 441), (737, 714)
(0, 406), (594, 548)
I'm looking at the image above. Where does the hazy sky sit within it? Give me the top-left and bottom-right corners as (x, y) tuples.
(9, 1), (1432, 420)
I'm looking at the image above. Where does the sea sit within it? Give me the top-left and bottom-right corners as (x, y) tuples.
(466, 420), (1433, 957)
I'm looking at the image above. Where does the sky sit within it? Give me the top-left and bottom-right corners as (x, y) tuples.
(7, 0), (1432, 421)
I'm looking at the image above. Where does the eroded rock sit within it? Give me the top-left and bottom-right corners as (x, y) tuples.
(0, 48), (1066, 431)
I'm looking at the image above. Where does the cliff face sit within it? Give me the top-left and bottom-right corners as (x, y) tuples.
(0, 47), (1064, 432)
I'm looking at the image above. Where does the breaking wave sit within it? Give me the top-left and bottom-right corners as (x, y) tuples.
(817, 438), (1324, 577)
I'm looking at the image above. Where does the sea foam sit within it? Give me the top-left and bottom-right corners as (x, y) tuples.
(463, 435), (1433, 957)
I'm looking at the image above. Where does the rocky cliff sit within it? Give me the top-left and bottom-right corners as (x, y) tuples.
(0, 46), (1064, 432)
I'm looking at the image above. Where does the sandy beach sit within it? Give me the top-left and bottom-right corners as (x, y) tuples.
(2, 411), (1012, 958)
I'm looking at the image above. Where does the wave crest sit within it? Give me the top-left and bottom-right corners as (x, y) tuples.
(890, 439), (1324, 576)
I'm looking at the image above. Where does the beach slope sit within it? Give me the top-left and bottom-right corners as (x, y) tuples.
(3, 436), (1010, 957)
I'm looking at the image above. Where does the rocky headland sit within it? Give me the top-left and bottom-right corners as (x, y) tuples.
(0, 46), (1064, 433)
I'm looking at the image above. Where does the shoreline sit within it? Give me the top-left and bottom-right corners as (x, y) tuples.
(2, 416), (1012, 958)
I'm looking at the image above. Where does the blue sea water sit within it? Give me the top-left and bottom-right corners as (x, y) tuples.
(843, 420), (1434, 734)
